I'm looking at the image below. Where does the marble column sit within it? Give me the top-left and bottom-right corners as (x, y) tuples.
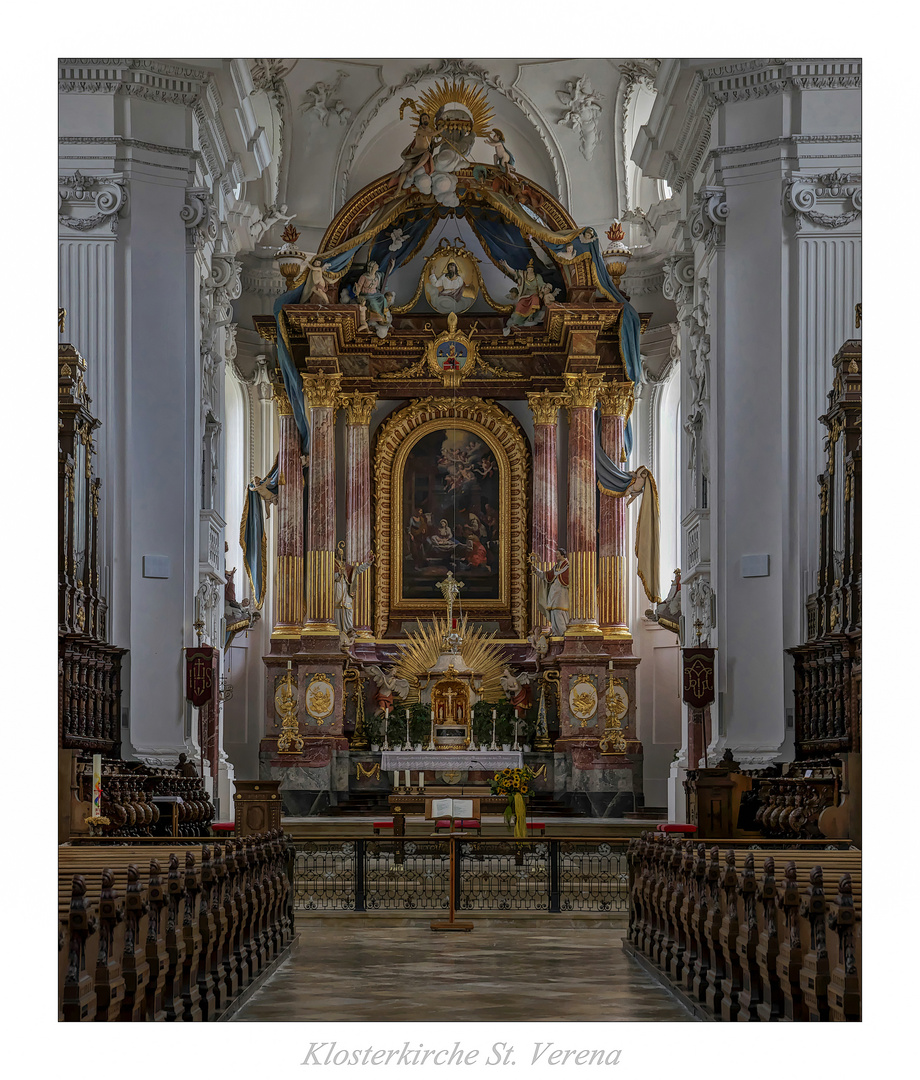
(526, 392), (566, 632)
(341, 392), (376, 640)
(301, 373), (341, 635)
(272, 383), (304, 635)
(597, 382), (634, 640)
(564, 372), (604, 636)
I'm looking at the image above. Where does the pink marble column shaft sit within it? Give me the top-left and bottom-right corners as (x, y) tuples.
(564, 373), (604, 634)
(532, 421), (559, 563)
(302, 373), (341, 633)
(343, 393), (375, 638)
(273, 386), (304, 632)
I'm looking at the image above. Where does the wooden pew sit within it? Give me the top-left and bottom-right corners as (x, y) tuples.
(58, 830), (295, 1021)
(624, 833), (861, 1022)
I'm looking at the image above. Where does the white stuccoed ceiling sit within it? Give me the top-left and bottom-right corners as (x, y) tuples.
(254, 58), (661, 253)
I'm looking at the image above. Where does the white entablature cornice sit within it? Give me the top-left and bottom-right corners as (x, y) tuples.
(59, 59), (206, 104)
(634, 58), (861, 194)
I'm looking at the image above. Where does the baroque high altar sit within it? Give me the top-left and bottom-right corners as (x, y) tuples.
(244, 81), (660, 815)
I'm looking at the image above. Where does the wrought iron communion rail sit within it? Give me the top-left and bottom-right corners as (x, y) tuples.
(290, 837), (630, 914)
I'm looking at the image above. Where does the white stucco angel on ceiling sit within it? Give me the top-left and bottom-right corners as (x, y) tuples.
(300, 71), (351, 126)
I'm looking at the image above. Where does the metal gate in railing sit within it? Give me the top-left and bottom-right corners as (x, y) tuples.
(291, 837), (629, 913)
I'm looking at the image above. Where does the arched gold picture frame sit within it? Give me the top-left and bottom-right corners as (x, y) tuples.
(372, 398), (530, 638)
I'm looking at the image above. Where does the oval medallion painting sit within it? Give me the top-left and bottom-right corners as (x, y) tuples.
(425, 252), (479, 314)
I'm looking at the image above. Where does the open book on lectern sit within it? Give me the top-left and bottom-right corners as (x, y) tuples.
(430, 798), (474, 820)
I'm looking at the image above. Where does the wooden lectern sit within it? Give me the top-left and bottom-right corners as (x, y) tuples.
(425, 798), (476, 932)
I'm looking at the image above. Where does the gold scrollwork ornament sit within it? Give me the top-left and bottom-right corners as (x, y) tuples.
(275, 669), (304, 754)
(599, 675), (629, 754)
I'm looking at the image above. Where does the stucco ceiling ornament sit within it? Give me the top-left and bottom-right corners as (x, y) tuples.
(783, 170), (861, 230)
(556, 76), (604, 161)
(59, 170), (128, 235)
(300, 71), (352, 127)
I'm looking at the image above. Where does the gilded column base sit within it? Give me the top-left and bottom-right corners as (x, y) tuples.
(565, 622), (605, 637)
(301, 623), (340, 637)
(271, 629), (303, 641)
(603, 626), (633, 641)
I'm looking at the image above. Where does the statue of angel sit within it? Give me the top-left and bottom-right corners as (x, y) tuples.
(364, 665), (410, 711)
(500, 666), (533, 712)
(250, 475), (277, 518)
(387, 226), (410, 252)
(249, 204), (295, 243)
(623, 465), (652, 506)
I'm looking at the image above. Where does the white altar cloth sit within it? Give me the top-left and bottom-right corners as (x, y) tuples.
(381, 750), (522, 770)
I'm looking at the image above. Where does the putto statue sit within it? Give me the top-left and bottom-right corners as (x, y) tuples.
(500, 667), (533, 712)
(364, 665), (411, 712)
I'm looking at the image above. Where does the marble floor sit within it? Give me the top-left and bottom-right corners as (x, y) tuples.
(233, 925), (695, 1022)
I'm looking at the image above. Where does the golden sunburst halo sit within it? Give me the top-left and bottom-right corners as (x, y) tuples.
(417, 79), (495, 137)
(391, 614), (505, 704)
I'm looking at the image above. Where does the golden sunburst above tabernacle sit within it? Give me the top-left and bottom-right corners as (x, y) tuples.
(392, 615), (506, 704)
(418, 79), (495, 137)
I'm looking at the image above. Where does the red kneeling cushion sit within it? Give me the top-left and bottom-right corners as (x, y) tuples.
(211, 822), (235, 832)
(435, 819), (451, 828)
(373, 822), (394, 829)
(526, 823), (545, 829)
(656, 823), (698, 834)
(461, 819), (480, 829)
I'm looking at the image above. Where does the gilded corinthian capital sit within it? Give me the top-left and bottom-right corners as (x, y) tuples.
(339, 391), (376, 425)
(301, 372), (342, 409)
(564, 372), (604, 410)
(527, 391), (569, 426)
(597, 381), (634, 419)
(272, 382), (294, 416)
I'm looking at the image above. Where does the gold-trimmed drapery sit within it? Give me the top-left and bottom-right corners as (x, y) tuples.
(372, 398), (529, 638)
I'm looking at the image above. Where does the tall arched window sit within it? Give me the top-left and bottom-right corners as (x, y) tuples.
(224, 371), (249, 596)
(655, 364), (681, 587)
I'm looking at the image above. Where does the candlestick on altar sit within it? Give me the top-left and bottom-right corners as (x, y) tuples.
(427, 706), (436, 750)
(392, 771), (400, 791)
(92, 753), (102, 817)
(382, 706), (391, 751)
(419, 772), (425, 791)
(512, 710), (521, 751)
(406, 707), (411, 748)
(490, 708), (498, 751)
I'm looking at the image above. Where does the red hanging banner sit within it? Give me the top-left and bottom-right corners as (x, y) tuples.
(682, 647), (716, 710)
(185, 646), (217, 707)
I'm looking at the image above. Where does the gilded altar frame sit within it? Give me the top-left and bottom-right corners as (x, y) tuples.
(373, 398), (529, 638)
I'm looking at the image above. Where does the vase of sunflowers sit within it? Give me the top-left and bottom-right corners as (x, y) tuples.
(491, 766), (534, 839)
